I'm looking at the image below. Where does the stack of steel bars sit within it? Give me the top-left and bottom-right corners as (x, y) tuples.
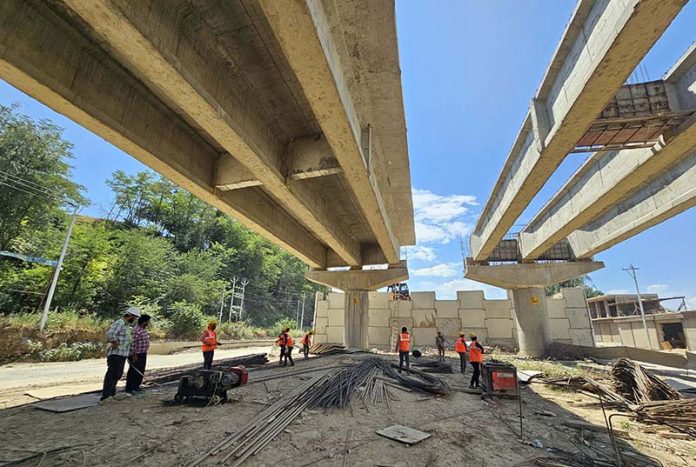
(191, 357), (450, 466)
(143, 353), (268, 385)
(308, 343), (345, 355)
(635, 399), (696, 436)
(611, 358), (681, 404)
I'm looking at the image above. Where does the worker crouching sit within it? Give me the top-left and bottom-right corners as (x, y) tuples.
(201, 320), (219, 370)
(468, 335), (484, 389)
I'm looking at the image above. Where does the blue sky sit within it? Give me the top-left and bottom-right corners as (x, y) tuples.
(1, 1), (695, 305)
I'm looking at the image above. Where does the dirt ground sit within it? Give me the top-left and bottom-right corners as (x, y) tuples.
(0, 351), (694, 466)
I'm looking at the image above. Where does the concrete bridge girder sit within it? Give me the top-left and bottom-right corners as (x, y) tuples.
(470, 0), (687, 262)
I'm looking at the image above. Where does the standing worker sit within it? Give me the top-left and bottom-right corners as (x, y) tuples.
(396, 326), (411, 373)
(126, 314), (151, 394)
(435, 331), (450, 362)
(300, 330), (314, 359)
(201, 320), (219, 370)
(454, 333), (468, 374)
(101, 307), (140, 401)
(468, 335), (484, 389)
(283, 328), (295, 367)
(275, 329), (287, 366)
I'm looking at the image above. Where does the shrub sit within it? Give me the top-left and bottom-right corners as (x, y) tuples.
(39, 342), (103, 362)
(217, 321), (268, 340)
(165, 301), (205, 339)
(271, 317), (297, 338)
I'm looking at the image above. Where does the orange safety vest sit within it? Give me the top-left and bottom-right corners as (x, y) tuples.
(201, 329), (217, 352)
(275, 334), (287, 346)
(286, 335), (294, 347)
(301, 333), (311, 345)
(455, 337), (467, 353)
(469, 342), (483, 363)
(399, 332), (410, 352)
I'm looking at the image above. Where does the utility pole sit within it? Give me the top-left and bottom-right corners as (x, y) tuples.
(624, 265), (651, 349)
(40, 205), (79, 332)
(295, 298), (301, 329)
(218, 284), (227, 323)
(299, 293), (306, 330)
(239, 279), (249, 321)
(228, 276), (237, 322)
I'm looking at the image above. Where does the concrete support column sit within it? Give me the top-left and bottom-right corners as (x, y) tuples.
(344, 290), (369, 349)
(511, 287), (551, 357)
(305, 261), (409, 350)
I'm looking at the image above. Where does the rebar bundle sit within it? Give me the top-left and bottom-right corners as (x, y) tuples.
(611, 359), (681, 404)
(635, 399), (696, 435)
(191, 357), (450, 466)
(308, 343), (345, 355)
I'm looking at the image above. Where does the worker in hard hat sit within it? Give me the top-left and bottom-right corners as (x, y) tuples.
(300, 330), (314, 359)
(468, 335), (484, 389)
(454, 332), (468, 374)
(282, 327), (295, 366)
(201, 320), (219, 370)
(101, 306), (140, 401)
(395, 326), (411, 373)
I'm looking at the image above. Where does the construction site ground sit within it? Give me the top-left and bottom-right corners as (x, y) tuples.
(1, 349), (695, 466)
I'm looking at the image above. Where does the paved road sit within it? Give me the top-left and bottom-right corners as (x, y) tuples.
(0, 346), (271, 408)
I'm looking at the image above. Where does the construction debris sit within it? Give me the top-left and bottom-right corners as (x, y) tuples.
(541, 376), (629, 408)
(412, 359), (454, 373)
(635, 399), (696, 436)
(376, 425), (431, 445)
(611, 359), (681, 404)
(308, 343), (345, 355)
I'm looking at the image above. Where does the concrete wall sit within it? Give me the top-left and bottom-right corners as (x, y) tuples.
(313, 288), (593, 350)
(592, 311), (696, 351)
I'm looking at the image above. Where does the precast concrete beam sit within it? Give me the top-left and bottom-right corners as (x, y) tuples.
(215, 155), (263, 191)
(62, 0), (362, 267)
(520, 44), (696, 260)
(569, 150), (696, 258)
(470, 0), (686, 262)
(288, 135), (342, 180)
(464, 261), (604, 289)
(0, 0), (327, 268)
(257, 0), (401, 264)
(306, 261), (408, 291)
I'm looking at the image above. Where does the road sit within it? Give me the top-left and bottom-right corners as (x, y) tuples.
(0, 346), (271, 408)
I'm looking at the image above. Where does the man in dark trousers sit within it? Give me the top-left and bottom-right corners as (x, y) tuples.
(454, 332), (468, 374)
(126, 314), (151, 394)
(300, 330), (314, 359)
(396, 326), (411, 373)
(468, 335), (484, 389)
(435, 331), (450, 362)
(101, 307), (140, 401)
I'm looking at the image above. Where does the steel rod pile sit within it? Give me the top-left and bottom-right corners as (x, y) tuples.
(413, 359), (454, 374)
(143, 353), (268, 385)
(611, 358), (681, 404)
(635, 399), (696, 436)
(192, 357), (450, 465)
(542, 376), (630, 408)
(308, 343), (345, 355)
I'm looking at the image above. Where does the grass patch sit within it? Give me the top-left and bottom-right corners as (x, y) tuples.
(489, 348), (584, 379)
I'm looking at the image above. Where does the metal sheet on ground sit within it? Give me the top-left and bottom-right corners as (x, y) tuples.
(33, 393), (101, 413)
(376, 425), (431, 445)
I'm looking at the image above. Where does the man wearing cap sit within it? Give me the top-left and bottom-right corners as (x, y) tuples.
(201, 320), (219, 370)
(101, 307), (140, 401)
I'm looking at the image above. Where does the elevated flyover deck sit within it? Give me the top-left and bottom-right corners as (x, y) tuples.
(0, 0), (415, 270)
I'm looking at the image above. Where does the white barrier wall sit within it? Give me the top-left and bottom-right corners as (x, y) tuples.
(313, 288), (594, 350)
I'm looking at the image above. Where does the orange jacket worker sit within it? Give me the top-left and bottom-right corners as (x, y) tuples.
(468, 335), (484, 389)
(301, 331), (314, 359)
(454, 333), (468, 374)
(201, 320), (219, 370)
(395, 327), (411, 373)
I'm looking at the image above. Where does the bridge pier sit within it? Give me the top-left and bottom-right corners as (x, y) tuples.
(306, 262), (409, 349)
(465, 261), (604, 357)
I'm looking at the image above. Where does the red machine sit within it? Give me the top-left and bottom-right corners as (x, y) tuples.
(481, 361), (518, 398)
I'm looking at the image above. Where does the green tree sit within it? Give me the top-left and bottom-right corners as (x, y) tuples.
(0, 104), (84, 250)
(545, 275), (603, 298)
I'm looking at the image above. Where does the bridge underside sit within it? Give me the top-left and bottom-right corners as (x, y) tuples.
(0, 0), (415, 271)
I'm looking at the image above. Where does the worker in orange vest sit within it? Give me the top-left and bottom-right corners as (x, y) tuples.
(300, 330), (314, 359)
(275, 330), (287, 366)
(200, 320), (219, 370)
(282, 327), (295, 367)
(468, 335), (484, 389)
(395, 326), (411, 373)
(454, 332), (468, 374)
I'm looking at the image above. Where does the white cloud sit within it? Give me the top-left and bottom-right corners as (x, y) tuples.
(687, 296), (696, 310)
(412, 189), (477, 244)
(411, 262), (460, 278)
(646, 284), (668, 293)
(407, 245), (436, 262)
